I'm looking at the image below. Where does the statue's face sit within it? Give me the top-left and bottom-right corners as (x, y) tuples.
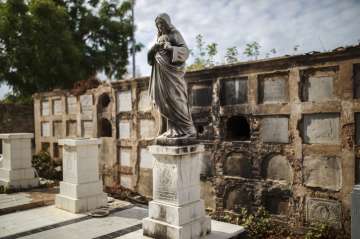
(156, 18), (169, 34)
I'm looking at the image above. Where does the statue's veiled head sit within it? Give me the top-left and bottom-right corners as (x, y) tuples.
(155, 13), (174, 35)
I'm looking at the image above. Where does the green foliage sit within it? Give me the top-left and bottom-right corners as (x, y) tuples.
(243, 41), (261, 60)
(0, 0), (141, 97)
(210, 207), (274, 239)
(32, 151), (62, 180)
(305, 222), (349, 239)
(187, 34), (218, 71)
(224, 46), (239, 64)
(0, 92), (32, 104)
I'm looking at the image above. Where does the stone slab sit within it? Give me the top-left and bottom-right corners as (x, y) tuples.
(143, 215), (211, 239)
(119, 120), (131, 139)
(306, 197), (341, 226)
(55, 193), (107, 213)
(59, 181), (103, 199)
(118, 90), (132, 112)
(148, 200), (205, 226)
(58, 138), (101, 146)
(220, 78), (247, 106)
(352, 185), (360, 239)
(261, 116), (289, 143)
(303, 155), (341, 191)
(0, 133), (34, 139)
(303, 113), (340, 144)
(259, 77), (288, 103)
(307, 76), (335, 102)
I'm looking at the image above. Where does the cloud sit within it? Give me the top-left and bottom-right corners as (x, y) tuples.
(132, 0), (360, 77)
(0, 84), (10, 99)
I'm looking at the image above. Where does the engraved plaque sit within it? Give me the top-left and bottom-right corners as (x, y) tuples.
(117, 90), (132, 112)
(41, 122), (50, 137)
(82, 121), (93, 138)
(260, 77), (288, 103)
(80, 94), (93, 116)
(303, 113), (340, 144)
(53, 99), (62, 115)
(155, 163), (177, 201)
(67, 96), (77, 114)
(67, 120), (77, 137)
(306, 198), (341, 226)
(53, 121), (63, 137)
(41, 101), (49, 116)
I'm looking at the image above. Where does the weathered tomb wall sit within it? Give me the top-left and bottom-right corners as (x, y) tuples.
(33, 46), (360, 231)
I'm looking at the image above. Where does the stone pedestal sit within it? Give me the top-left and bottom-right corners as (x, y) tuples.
(0, 133), (38, 189)
(55, 138), (107, 213)
(143, 144), (211, 239)
(352, 185), (360, 239)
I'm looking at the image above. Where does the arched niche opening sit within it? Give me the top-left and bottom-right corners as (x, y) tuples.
(225, 116), (250, 141)
(98, 93), (111, 110)
(99, 118), (112, 137)
(261, 155), (292, 184)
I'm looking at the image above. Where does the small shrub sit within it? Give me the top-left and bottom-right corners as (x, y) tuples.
(32, 151), (62, 180)
(305, 222), (349, 239)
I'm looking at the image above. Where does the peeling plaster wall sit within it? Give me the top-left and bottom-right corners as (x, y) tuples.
(33, 47), (360, 231)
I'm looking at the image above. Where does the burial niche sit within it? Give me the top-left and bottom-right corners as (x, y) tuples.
(99, 118), (112, 137)
(224, 152), (252, 178)
(98, 93), (111, 109)
(225, 185), (253, 212)
(225, 116), (250, 141)
(261, 155), (292, 184)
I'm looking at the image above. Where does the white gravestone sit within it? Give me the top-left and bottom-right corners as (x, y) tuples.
(55, 138), (107, 213)
(0, 133), (39, 189)
(352, 185), (360, 238)
(142, 144), (211, 239)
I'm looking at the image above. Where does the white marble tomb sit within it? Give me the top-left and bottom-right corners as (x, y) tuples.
(0, 133), (39, 189)
(55, 138), (107, 213)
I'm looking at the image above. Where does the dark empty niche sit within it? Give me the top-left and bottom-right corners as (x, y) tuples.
(53, 143), (60, 158)
(225, 116), (250, 141)
(356, 158), (360, 184)
(356, 113), (360, 145)
(354, 64), (360, 98)
(220, 77), (247, 106)
(196, 125), (205, 134)
(41, 142), (50, 152)
(191, 86), (212, 106)
(225, 186), (253, 212)
(99, 93), (111, 109)
(99, 118), (112, 137)
(264, 194), (289, 215)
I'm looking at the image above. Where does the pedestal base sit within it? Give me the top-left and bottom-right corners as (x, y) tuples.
(55, 181), (107, 213)
(143, 144), (211, 239)
(143, 215), (211, 239)
(0, 168), (39, 189)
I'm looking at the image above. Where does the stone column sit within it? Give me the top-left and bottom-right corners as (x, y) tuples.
(0, 133), (38, 189)
(352, 185), (360, 238)
(55, 138), (107, 213)
(143, 144), (211, 239)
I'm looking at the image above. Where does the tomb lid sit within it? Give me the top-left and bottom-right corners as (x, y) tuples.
(58, 138), (101, 146)
(0, 133), (34, 139)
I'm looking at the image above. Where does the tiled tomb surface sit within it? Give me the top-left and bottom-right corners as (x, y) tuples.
(32, 46), (360, 231)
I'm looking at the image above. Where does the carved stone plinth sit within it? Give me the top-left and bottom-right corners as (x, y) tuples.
(55, 138), (107, 213)
(352, 185), (360, 238)
(142, 144), (211, 239)
(0, 133), (38, 189)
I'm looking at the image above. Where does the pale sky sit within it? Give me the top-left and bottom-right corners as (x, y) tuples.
(1, 0), (360, 99)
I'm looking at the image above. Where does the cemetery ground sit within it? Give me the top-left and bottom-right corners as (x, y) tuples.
(0, 183), (347, 239)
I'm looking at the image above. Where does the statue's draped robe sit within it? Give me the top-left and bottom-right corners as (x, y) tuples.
(148, 26), (194, 135)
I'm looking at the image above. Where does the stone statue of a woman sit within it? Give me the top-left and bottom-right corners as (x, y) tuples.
(148, 13), (196, 140)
